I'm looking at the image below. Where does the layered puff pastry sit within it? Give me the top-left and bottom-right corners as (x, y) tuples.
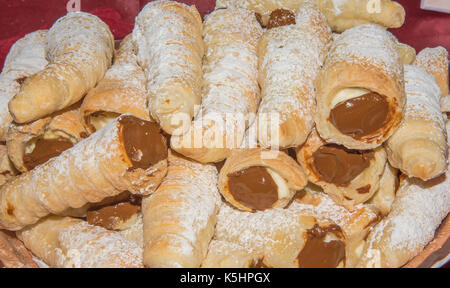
(218, 149), (307, 212)
(385, 65), (447, 181)
(256, 4), (332, 149)
(17, 216), (143, 268)
(315, 24), (405, 150)
(296, 129), (387, 209)
(7, 103), (87, 172)
(215, 0), (405, 33)
(9, 12), (114, 123)
(358, 170), (450, 268)
(80, 34), (150, 135)
(0, 115), (168, 231)
(0, 30), (48, 142)
(133, 0), (204, 135)
(142, 151), (221, 268)
(171, 7), (262, 163)
(214, 189), (380, 268)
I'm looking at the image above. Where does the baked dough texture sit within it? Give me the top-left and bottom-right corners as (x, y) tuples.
(8, 12), (114, 123)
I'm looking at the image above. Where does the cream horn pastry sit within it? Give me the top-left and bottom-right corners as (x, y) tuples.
(80, 34), (150, 135)
(256, 5), (332, 149)
(413, 46), (449, 112)
(0, 115), (168, 231)
(215, 202), (347, 268)
(367, 163), (398, 216)
(7, 104), (87, 173)
(357, 170), (450, 268)
(170, 8), (262, 163)
(294, 185), (380, 267)
(0, 145), (17, 187)
(0, 230), (38, 268)
(215, 0), (405, 33)
(133, 0), (204, 135)
(201, 240), (262, 268)
(8, 12), (114, 123)
(142, 151), (220, 268)
(218, 149), (307, 212)
(315, 24), (405, 150)
(119, 213), (144, 248)
(0, 30), (48, 141)
(296, 129), (387, 208)
(385, 65), (447, 181)
(17, 216), (143, 268)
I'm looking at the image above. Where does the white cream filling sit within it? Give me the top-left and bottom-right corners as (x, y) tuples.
(266, 168), (290, 200)
(331, 87), (370, 109)
(89, 112), (120, 131)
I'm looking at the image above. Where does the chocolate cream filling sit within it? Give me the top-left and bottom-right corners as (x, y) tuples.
(312, 144), (374, 186)
(297, 224), (346, 268)
(267, 9), (296, 29)
(86, 194), (141, 230)
(23, 138), (73, 170)
(330, 92), (389, 139)
(227, 166), (279, 211)
(119, 116), (168, 170)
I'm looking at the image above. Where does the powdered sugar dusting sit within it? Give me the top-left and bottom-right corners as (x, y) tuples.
(171, 8), (262, 151)
(326, 24), (402, 78)
(58, 220), (143, 267)
(414, 46), (448, 84)
(403, 65), (445, 131)
(364, 169), (450, 257)
(0, 30), (48, 139)
(144, 153), (220, 265)
(132, 0), (204, 126)
(257, 5), (331, 146)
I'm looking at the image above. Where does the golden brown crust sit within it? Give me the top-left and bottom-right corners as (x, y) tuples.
(80, 34), (150, 134)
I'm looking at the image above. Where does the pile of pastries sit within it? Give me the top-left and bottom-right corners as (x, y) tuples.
(0, 0), (449, 268)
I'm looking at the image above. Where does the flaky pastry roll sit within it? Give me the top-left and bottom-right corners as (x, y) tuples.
(414, 46), (449, 113)
(171, 8), (262, 163)
(133, 0), (204, 135)
(17, 216), (143, 268)
(80, 34), (150, 134)
(218, 149), (307, 212)
(296, 129), (387, 208)
(256, 5), (332, 149)
(0, 30), (48, 141)
(357, 170), (450, 268)
(315, 24), (405, 150)
(7, 104), (87, 172)
(142, 151), (220, 268)
(201, 240), (262, 268)
(0, 115), (168, 231)
(385, 65), (447, 181)
(215, 202), (347, 268)
(215, 0), (405, 32)
(9, 12), (114, 123)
